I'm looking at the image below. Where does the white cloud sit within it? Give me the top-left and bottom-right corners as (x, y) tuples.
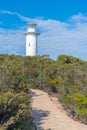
(0, 28), (25, 55)
(35, 17), (87, 60)
(0, 10), (87, 60)
(70, 13), (87, 23)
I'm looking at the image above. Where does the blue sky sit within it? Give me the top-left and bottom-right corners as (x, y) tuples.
(0, 0), (87, 60)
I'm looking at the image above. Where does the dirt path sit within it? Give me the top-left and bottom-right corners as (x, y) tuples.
(31, 89), (87, 130)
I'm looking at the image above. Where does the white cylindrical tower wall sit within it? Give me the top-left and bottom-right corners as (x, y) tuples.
(26, 34), (37, 56)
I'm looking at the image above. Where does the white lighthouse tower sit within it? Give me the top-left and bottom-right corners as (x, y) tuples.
(24, 23), (40, 56)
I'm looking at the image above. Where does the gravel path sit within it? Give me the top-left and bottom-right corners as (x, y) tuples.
(31, 89), (87, 130)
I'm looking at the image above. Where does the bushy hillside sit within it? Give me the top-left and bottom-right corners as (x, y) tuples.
(0, 54), (87, 129)
(0, 55), (32, 130)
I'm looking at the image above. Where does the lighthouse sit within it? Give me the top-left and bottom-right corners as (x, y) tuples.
(24, 23), (40, 56)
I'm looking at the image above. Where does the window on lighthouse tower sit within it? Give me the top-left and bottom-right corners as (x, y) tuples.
(29, 43), (30, 47)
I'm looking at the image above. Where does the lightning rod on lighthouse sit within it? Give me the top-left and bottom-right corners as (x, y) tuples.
(24, 23), (40, 56)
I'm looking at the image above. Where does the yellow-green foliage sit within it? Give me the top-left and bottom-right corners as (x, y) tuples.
(71, 93), (87, 116)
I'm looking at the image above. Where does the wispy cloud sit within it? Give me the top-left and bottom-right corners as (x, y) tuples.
(0, 10), (31, 22)
(0, 10), (87, 60)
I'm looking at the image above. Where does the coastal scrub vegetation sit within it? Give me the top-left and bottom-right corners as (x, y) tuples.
(0, 54), (87, 129)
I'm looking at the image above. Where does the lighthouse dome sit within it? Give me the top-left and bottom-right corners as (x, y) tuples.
(27, 23), (37, 33)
